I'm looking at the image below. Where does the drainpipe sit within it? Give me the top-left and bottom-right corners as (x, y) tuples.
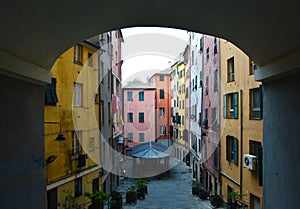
(239, 90), (243, 195)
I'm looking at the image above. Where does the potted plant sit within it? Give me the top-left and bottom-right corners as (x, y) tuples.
(110, 190), (123, 209)
(126, 185), (137, 204)
(135, 178), (148, 196)
(192, 180), (200, 196)
(198, 187), (209, 200)
(227, 191), (247, 209)
(84, 190), (109, 209)
(210, 191), (223, 208)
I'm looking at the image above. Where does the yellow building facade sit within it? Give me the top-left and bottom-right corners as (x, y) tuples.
(220, 40), (263, 209)
(45, 41), (103, 208)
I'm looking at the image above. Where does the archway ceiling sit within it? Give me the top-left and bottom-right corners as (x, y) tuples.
(0, 0), (299, 70)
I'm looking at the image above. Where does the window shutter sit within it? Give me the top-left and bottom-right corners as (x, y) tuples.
(259, 86), (263, 119)
(45, 85), (53, 104)
(226, 137), (230, 161)
(233, 92), (238, 118)
(50, 79), (58, 103)
(233, 137), (238, 165)
(223, 95), (227, 118)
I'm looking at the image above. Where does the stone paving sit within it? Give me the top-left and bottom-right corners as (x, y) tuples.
(115, 162), (224, 209)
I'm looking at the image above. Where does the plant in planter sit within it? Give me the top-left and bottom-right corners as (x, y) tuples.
(192, 180), (201, 196)
(210, 192), (223, 208)
(227, 191), (247, 209)
(110, 190), (123, 209)
(84, 190), (109, 209)
(126, 185), (137, 204)
(134, 178), (148, 199)
(198, 187), (209, 200)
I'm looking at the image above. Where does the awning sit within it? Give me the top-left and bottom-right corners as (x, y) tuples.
(131, 141), (169, 159)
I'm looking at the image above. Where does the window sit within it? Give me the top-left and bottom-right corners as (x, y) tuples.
(160, 126), (166, 136)
(214, 146), (219, 169)
(206, 47), (210, 61)
(226, 136), (238, 165)
(74, 83), (83, 107)
(88, 52), (93, 66)
(127, 133), (133, 142)
(249, 59), (257, 75)
(192, 50), (194, 65)
(92, 178), (99, 192)
(160, 75), (164, 81)
(181, 116), (184, 125)
(250, 87), (263, 119)
(47, 188), (57, 209)
(89, 137), (94, 152)
(250, 140), (262, 157)
(139, 112), (144, 123)
(128, 113), (133, 122)
(72, 131), (82, 155)
(74, 44), (82, 64)
(214, 69), (218, 92)
(211, 107), (217, 126)
(200, 37), (203, 52)
(139, 91), (144, 101)
(139, 133), (145, 142)
(108, 102), (111, 123)
(160, 89), (164, 99)
(227, 57), (235, 82)
(127, 91), (133, 101)
(205, 76), (209, 95)
(74, 177), (82, 197)
(214, 37), (218, 55)
(159, 108), (165, 117)
(45, 78), (58, 106)
(224, 92), (238, 119)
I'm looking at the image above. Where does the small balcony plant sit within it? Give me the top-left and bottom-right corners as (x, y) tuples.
(110, 190), (123, 209)
(84, 190), (109, 209)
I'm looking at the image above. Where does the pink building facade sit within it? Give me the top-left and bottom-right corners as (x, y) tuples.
(123, 80), (156, 148)
(201, 35), (221, 195)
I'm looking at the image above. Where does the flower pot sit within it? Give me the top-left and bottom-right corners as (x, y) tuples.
(210, 195), (223, 207)
(198, 189), (208, 200)
(88, 203), (104, 209)
(192, 186), (199, 196)
(137, 188), (146, 200)
(126, 191), (137, 204)
(110, 198), (122, 209)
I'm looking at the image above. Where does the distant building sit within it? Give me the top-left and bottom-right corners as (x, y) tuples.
(148, 69), (173, 147)
(201, 35), (221, 195)
(123, 80), (156, 149)
(171, 45), (190, 162)
(189, 32), (203, 182)
(220, 39), (263, 209)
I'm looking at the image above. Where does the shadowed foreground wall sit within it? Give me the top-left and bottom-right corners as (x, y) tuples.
(263, 69), (300, 209)
(0, 75), (46, 209)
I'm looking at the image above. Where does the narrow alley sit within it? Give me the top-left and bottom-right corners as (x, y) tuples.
(116, 162), (219, 209)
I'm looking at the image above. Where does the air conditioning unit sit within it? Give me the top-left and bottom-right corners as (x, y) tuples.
(243, 154), (257, 171)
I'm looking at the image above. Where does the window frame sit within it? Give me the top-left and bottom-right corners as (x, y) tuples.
(127, 112), (133, 122)
(139, 133), (145, 142)
(227, 57), (235, 82)
(74, 82), (83, 107)
(250, 87), (263, 120)
(139, 91), (144, 101)
(139, 112), (144, 123)
(74, 44), (82, 64)
(226, 136), (238, 165)
(223, 92), (239, 119)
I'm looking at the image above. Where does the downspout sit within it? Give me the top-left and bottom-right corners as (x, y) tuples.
(239, 89), (243, 195)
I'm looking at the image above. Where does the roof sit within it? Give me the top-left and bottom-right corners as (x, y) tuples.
(131, 141), (169, 159)
(123, 79), (155, 89)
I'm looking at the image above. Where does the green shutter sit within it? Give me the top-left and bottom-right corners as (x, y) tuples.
(214, 147), (219, 169)
(233, 137), (238, 165)
(233, 92), (238, 118)
(45, 85), (53, 104)
(259, 86), (263, 119)
(223, 95), (227, 118)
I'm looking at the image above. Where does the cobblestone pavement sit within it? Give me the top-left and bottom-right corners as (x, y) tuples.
(116, 162), (224, 209)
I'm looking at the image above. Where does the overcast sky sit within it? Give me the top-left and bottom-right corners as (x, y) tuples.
(121, 27), (189, 84)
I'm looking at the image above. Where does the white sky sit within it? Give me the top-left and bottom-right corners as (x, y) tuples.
(121, 27), (189, 84)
